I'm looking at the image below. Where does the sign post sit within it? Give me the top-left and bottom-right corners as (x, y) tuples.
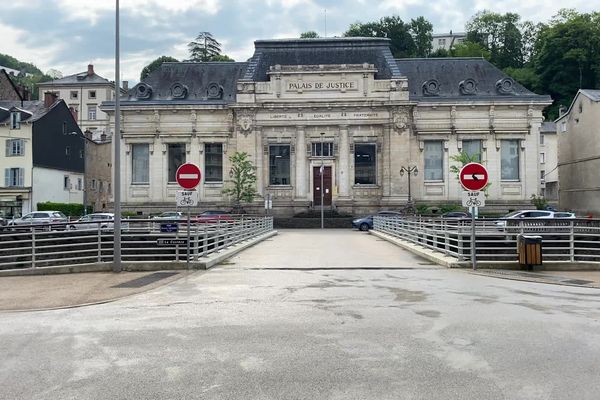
(175, 163), (202, 268)
(459, 163), (489, 271)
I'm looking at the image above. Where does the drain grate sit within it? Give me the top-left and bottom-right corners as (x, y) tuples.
(112, 272), (179, 288)
(561, 279), (594, 285)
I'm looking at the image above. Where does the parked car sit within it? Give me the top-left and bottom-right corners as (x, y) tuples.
(68, 213), (115, 230)
(7, 211), (68, 229)
(151, 211), (184, 220)
(441, 211), (472, 219)
(194, 210), (234, 224)
(352, 211), (401, 231)
(496, 210), (575, 229)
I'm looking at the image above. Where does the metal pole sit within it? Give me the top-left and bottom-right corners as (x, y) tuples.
(407, 168), (412, 203)
(320, 132), (324, 229)
(471, 209), (477, 270)
(187, 205), (191, 269)
(83, 135), (87, 215)
(113, 0), (122, 272)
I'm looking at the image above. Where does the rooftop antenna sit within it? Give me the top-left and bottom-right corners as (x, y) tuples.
(324, 9), (327, 37)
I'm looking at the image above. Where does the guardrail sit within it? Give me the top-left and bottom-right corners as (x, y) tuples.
(0, 215), (273, 271)
(373, 216), (600, 263)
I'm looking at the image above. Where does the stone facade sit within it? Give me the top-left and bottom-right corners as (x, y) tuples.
(0, 69), (22, 101)
(85, 134), (112, 212)
(102, 38), (551, 216)
(556, 90), (600, 216)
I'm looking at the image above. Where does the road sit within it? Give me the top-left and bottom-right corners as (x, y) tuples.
(1, 229), (600, 399)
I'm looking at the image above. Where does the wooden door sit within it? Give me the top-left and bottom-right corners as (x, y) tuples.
(313, 166), (332, 206)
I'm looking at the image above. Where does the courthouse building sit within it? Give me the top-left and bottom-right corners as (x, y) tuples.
(102, 37), (551, 215)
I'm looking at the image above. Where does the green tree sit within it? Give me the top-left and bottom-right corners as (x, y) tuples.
(533, 10), (600, 119)
(503, 66), (540, 92)
(300, 31), (319, 38)
(410, 17), (433, 57)
(451, 41), (491, 59)
(344, 16), (419, 58)
(449, 152), (491, 193)
(140, 56), (179, 80)
(466, 11), (524, 68)
(223, 152), (257, 210)
(187, 32), (234, 62)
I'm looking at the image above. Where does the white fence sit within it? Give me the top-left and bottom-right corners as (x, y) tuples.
(0, 216), (273, 271)
(373, 216), (600, 263)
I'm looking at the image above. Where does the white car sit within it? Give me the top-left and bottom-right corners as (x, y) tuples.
(7, 211), (68, 229)
(496, 210), (575, 229)
(151, 211), (184, 220)
(69, 213), (115, 230)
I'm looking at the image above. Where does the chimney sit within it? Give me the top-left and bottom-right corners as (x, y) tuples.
(122, 80), (129, 91)
(87, 64), (94, 76)
(69, 106), (78, 121)
(100, 133), (107, 142)
(44, 92), (58, 108)
(84, 129), (93, 140)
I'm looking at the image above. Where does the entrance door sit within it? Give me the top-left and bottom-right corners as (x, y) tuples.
(313, 166), (332, 206)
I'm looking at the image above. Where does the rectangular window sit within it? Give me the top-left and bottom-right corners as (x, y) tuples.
(77, 178), (83, 191)
(5, 139), (24, 156)
(91, 179), (97, 190)
(204, 143), (223, 183)
(438, 38), (446, 46)
(65, 146), (71, 156)
(540, 170), (545, 181)
(70, 91), (78, 99)
(99, 181), (103, 192)
(10, 112), (20, 129)
(540, 153), (545, 164)
(88, 90), (96, 99)
(4, 168), (24, 187)
(501, 140), (520, 180)
(354, 143), (377, 185)
(64, 176), (70, 190)
(269, 145), (291, 185)
(168, 143), (186, 183)
(462, 139), (482, 163)
(311, 142), (333, 157)
(424, 141), (443, 181)
(88, 105), (97, 120)
(131, 143), (150, 184)
(540, 133), (544, 145)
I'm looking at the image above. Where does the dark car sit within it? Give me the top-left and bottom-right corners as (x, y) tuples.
(194, 210), (234, 224)
(441, 211), (472, 218)
(352, 211), (401, 231)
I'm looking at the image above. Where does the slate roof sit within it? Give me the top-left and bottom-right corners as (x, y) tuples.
(243, 37), (402, 81)
(111, 62), (247, 106)
(540, 122), (556, 134)
(580, 89), (600, 102)
(0, 100), (49, 124)
(37, 71), (113, 86)
(396, 58), (551, 102)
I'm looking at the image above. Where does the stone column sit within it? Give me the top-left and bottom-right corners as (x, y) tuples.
(295, 126), (306, 199)
(338, 125), (350, 198)
(382, 123), (392, 197)
(254, 126), (264, 196)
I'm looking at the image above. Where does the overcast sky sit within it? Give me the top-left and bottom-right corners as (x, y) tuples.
(0, 0), (596, 84)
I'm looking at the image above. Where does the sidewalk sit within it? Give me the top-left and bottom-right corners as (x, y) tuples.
(0, 270), (192, 312)
(470, 269), (600, 288)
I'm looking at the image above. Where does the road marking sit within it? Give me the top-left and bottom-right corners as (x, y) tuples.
(179, 174), (199, 179)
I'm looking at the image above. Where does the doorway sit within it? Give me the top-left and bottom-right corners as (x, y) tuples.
(313, 166), (332, 206)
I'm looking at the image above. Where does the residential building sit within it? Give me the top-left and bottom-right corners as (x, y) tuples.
(101, 37), (550, 216)
(539, 122), (558, 200)
(555, 89), (600, 216)
(85, 130), (112, 212)
(431, 31), (466, 52)
(37, 64), (124, 140)
(1, 81), (84, 217)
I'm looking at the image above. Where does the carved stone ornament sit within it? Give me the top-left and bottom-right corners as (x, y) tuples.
(495, 78), (515, 95)
(135, 83), (152, 99)
(392, 109), (409, 130)
(170, 82), (188, 99)
(422, 79), (440, 96)
(459, 78), (478, 95)
(239, 115), (253, 134)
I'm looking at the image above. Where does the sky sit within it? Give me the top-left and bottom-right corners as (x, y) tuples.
(0, 0), (597, 85)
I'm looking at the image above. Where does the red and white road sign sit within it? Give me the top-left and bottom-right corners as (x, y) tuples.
(459, 162), (489, 191)
(176, 163), (202, 189)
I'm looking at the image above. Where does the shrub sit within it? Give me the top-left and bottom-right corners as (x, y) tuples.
(530, 194), (548, 210)
(37, 202), (91, 217)
(440, 203), (461, 213)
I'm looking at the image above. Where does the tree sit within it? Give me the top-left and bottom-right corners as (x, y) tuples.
(533, 10), (600, 119)
(45, 69), (63, 79)
(410, 17), (433, 57)
(465, 11), (524, 69)
(140, 56), (179, 80)
(344, 16), (419, 58)
(187, 32), (233, 62)
(208, 54), (235, 62)
(451, 41), (491, 59)
(300, 31), (319, 38)
(222, 152), (257, 211)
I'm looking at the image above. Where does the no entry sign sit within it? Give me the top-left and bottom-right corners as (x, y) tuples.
(459, 163), (489, 191)
(176, 163), (202, 189)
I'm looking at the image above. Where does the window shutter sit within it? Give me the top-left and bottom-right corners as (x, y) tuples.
(5, 140), (10, 157)
(19, 139), (25, 156)
(4, 169), (9, 186)
(18, 168), (24, 186)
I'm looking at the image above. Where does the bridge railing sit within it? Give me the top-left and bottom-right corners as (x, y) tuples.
(0, 216), (273, 271)
(373, 216), (600, 263)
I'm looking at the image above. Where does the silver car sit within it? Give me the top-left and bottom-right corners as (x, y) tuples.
(7, 211), (68, 229)
(69, 213), (115, 230)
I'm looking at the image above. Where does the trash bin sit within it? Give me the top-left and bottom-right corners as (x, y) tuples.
(517, 235), (543, 270)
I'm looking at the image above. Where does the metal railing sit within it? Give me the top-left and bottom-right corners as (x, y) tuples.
(0, 216), (273, 271)
(373, 216), (600, 263)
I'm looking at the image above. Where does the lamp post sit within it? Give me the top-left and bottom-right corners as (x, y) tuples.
(399, 165), (418, 204)
(113, 0), (122, 272)
(320, 132), (325, 229)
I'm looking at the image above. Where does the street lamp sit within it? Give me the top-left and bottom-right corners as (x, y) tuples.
(399, 165), (418, 204)
(320, 132), (325, 229)
(113, 0), (122, 273)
